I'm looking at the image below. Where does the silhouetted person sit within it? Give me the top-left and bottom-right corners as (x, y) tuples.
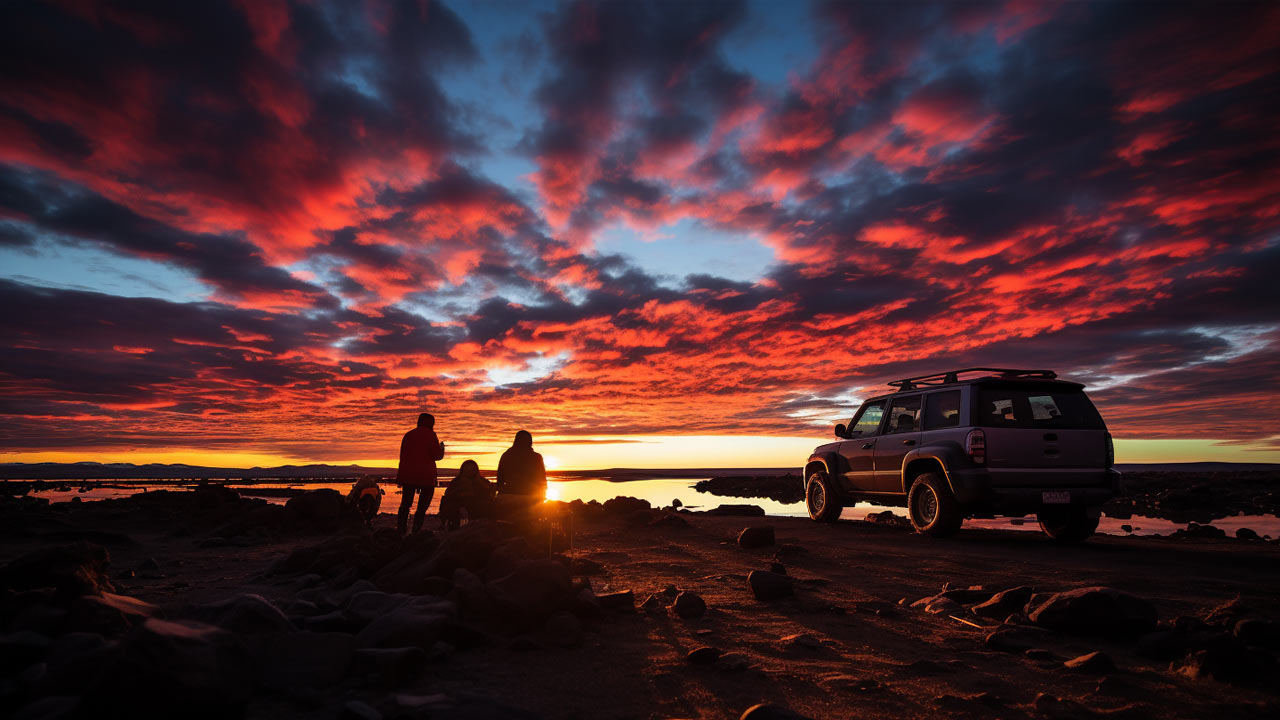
(438, 459), (494, 530)
(495, 430), (546, 521)
(396, 413), (444, 534)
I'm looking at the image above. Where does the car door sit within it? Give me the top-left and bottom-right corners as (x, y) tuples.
(837, 399), (886, 491)
(874, 394), (922, 492)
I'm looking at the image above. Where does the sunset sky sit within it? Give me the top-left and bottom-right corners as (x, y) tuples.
(2, 0), (1278, 470)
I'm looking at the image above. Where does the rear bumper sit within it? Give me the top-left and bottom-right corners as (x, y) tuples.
(948, 467), (1122, 512)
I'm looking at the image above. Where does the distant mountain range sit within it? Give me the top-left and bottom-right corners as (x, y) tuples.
(0, 460), (1275, 481)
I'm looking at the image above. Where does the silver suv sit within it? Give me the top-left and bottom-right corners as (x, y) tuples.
(802, 368), (1122, 541)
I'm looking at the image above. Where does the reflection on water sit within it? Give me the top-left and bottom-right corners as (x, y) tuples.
(15, 476), (1279, 539)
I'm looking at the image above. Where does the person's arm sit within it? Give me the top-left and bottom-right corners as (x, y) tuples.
(536, 454), (546, 482)
(495, 453), (507, 493)
(432, 432), (445, 461)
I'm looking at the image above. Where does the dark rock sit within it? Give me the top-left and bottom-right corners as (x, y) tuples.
(11, 696), (80, 720)
(602, 496), (651, 515)
(354, 600), (456, 650)
(341, 700), (384, 720)
(1024, 648), (1054, 661)
(747, 570), (793, 601)
(541, 611), (584, 648)
(1120, 524), (1134, 533)
(569, 557), (605, 576)
(687, 646), (721, 664)
(1234, 618), (1280, 648)
(972, 586), (1034, 619)
(0, 542), (114, 598)
(375, 522), (500, 593)
(769, 562), (787, 575)
(250, 630), (356, 687)
(1032, 693), (1086, 719)
(482, 538), (535, 581)
(671, 591), (707, 619)
(596, 590), (635, 610)
(487, 559), (573, 628)
(984, 628), (1042, 652)
(351, 646), (428, 686)
(705, 504), (766, 517)
(1204, 595), (1251, 627)
(451, 568), (495, 617)
(1136, 630), (1194, 661)
(0, 631), (53, 673)
(817, 674), (879, 692)
(138, 557), (160, 572)
(648, 513), (689, 528)
(939, 586), (994, 604)
(1027, 586), (1157, 636)
(718, 652), (750, 672)
(193, 593), (293, 634)
(740, 703), (813, 720)
(1172, 636), (1276, 684)
(737, 525), (776, 549)
(780, 632), (822, 651)
(865, 510), (910, 527)
(85, 618), (253, 719)
(66, 592), (157, 634)
(1064, 651), (1116, 673)
(284, 489), (349, 531)
(1170, 522), (1227, 539)
(419, 576), (454, 597)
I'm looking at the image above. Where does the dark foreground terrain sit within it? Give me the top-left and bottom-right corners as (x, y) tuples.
(1, 487), (1278, 720)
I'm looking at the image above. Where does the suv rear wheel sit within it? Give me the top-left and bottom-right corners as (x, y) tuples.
(907, 472), (963, 537)
(1037, 506), (1099, 542)
(806, 470), (842, 522)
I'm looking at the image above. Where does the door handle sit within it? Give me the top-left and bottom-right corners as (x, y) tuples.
(862, 443), (874, 449)
(902, 439), (916, 446)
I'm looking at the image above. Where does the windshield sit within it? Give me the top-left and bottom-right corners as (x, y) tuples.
(977, 387), (1105, 429)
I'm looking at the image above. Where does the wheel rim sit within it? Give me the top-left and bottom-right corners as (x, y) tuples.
(913, 486), (938, 526)
(808, 475), (826, 515)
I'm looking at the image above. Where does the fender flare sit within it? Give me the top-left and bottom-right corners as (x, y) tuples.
(898, 447), (962, 494)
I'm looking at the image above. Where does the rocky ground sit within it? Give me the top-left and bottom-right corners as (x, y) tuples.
(1, 487), (1278, 720)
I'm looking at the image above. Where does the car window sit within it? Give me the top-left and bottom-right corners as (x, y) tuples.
(847, 401), (885, 437)
(923, 390), (961, 430)
(977, 387), (1105, 429)
(884, 395), (922, 434)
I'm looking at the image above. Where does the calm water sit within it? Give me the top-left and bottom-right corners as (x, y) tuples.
(13, 477), (1279, 538)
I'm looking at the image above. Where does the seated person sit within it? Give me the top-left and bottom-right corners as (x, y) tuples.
(438, 459), (494, 530)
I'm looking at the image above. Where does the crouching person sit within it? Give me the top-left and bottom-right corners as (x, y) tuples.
(438, 459), (494, 530)
(346, 475), (384, 527)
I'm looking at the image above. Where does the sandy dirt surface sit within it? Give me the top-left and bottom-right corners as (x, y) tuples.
(2, 493), (1278, 720)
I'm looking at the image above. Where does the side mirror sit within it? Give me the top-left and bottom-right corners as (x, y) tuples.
(834, 423), (847, 439)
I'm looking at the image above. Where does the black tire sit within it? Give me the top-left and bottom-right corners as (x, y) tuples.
(907, 472), (963, 537)
(805, 470), (842, 522)
(1037, 506), (1100, 542)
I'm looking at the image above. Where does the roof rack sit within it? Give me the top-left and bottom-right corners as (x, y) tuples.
(887, 368), (1057, 391)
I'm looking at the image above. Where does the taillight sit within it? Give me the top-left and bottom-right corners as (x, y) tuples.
(966, 429), (986, 464)
(1105, 432), (1114, 468)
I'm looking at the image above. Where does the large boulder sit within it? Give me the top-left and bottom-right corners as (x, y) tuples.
(0, 542), (114, 598)
(354, 600), (456, 650)
(375, 522), (503, 593)
(249, 630), (356, 688)
(972, 586), (1034, 619)
(1027, 587), (1157, 636)
(84, 618), (254, 719)
(66, 592), (157, 634)
(285, 489), (350, 532)
(193, 594), (294, 634)
(705, 504), (766, 517)
(602, 497), (651, 516)
(737, 525), (776, 549)
(671, 591), (707, 619)
(487, 559), (573, 629)
(747, 570), (794, 601)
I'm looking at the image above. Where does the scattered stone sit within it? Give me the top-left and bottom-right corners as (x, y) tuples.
(939, 585), (994, 604)
(924, 598), (965, 615)
(194, 593), (294, 634)
(780, 632), (822, 651)
(818, 674), (879, 692)
(251, 630), (357, 688)
(769, 562), (787, 575)
(984, 628), (1041, 653)
(354, 603), (457, 650)
(1027, 586), (1157, 636)
(1172, 640), (1275, 684)
(864, 510), (910, 527)
(1032, 692), (1085, 718)
(602, 496), (651, 516)
(351, 647), (428, 685)
(972, 586), (1034, 619)
(718, 652), (750, 672)
(1064, 651), (1117, 673)
(747, 570), (794, 601)
(1120, 524), (1134, 533)
(84, 618), (254, 718)
(1234, 618), (1280, 648)
(1171, 522), (1227, 539)
(1025, 648), (1054, 661)
(648, 513), (689, 528)
(596, 590), (636, 610)
(67, 592), (157, 634)
(704, 504), (767, 517)
(671, 591), (707, 619)
(1094, 676), (1128, 695)
(1235, 528), (1260, 541)
(488, 558), (573, 629)
(341, 700), (384, 720)
(687, 646), (721, 664)
(0, 542), (114, 598)
(541, 611), (584, 648)
(740, 703), (813, 720)
(737, 525), (776, 549)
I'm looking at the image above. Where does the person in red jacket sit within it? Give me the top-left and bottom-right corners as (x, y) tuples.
(396, 412), (445, 534)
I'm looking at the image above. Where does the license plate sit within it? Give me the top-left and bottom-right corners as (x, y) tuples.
(1042, 491), (1071, 504)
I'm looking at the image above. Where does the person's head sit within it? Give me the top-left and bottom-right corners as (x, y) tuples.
(459, 459), (479, 478)
(512, 430), (532, 449)
(417, 412), (435, 429)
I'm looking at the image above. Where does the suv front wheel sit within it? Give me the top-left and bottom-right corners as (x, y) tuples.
(806, 470), (842, 522)
(907, 472), (963, 537)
